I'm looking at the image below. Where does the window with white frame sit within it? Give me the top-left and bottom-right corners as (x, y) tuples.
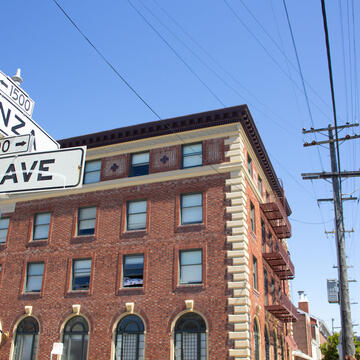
(25, 262), (44, 293)
(72, 259), (92, 290)
(182, 143), (202, 168)
(179, 249), (202, 284)
(126, 200), (147, 231)
(181, 193), (203, 225)
(32, 213), (51, 240)
(77, 207), (96, 236)
(0, 217), (9, 243)
(123, 254), (144, 287)
(83, 160), (101, 184)
(130, 152), (149, 177)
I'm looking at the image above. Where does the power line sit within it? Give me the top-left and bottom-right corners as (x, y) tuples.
(49, 0), (162, 121)
(223, 0), (332, 123)
(320, 0), (342, 192)
(140, 0), (297, 136)
(127, 0), (226, 107)
(282, 0), (325, 171)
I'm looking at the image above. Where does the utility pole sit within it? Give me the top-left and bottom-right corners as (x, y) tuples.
(302, 123), (359, 358)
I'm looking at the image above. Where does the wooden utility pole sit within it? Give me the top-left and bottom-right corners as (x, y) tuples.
(302, 123), (359, 358)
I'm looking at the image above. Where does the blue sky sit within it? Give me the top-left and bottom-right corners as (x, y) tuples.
(1, 0), (359, 333)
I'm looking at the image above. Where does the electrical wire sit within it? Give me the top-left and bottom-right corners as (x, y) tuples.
(223, 0), (332, 123)
(151, 0), (297, 135)
(127, 0), (226, 107)
(137, 0), (297, 137)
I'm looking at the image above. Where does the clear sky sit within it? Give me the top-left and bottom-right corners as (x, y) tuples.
(1, 0), (359, 333)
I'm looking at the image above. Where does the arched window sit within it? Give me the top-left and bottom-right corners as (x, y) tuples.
(62, 316), (89, 360)
(13, 317), (39, 360)
(264, 328), (270, 360)
(273, 331), (278, 360)
(174, 313), (206, 360)
(115, 315), (144, 360)
(253, 320), (260, 360)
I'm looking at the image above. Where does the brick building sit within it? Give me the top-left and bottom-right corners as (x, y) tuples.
(0, 105), (298, 359)
(293, 292), (331, 360)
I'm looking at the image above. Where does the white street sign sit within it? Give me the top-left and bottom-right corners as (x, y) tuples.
(0, 134), (32, 156)
(0, 93), (59, 151)
(0, 70), (35, 117)
(0, 147), (86, 194)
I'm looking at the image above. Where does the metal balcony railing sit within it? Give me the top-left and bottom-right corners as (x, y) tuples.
(265, 292), (298, 323)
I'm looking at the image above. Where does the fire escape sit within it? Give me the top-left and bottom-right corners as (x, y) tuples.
(261, 196), (298, 322)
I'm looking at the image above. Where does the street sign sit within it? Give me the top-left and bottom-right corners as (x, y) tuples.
(0, 93), (59, 151)
(0, 70), (34, 117)
(0, 147), (86, 194)
(0, 134), (32, 156)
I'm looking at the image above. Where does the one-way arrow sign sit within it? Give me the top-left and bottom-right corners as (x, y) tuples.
(0, 134), (32, 156)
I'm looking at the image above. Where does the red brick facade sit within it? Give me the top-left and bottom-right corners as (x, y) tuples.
(0, 105), (297, 360)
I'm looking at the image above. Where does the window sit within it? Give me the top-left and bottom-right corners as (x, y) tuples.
(181, 193), (203, 225)
(13, 317), (39, 360)
(115, 315), (145, 360)
(0, 217), (9, 243)
(247, 154), (252, 177)
(175, 313), (207, 360)
(271, 278), (275, 304)
(77, 207), (96, 236)
(261, 220), (266, 252)
(281, 338), (285, 360)
(250, 202), (255, 232)
(123, 255), (144, 288)
(182, 143), (202, 168)
(264, 269), (268, 305)
(32, 213), (51, 240)
(179, 249), (202, 284)
(127, 200), (147, 231)
(266, 191), (270, 203)
(253, 320), (260, 360)
(258, 176), (262, 194)
(265, 329), (270, 360)
(83, 160), (101, 184)
(62, 316), (89, 360)
(72, 259), (91, 291)
(25, 262), (44, 293)
(130, 152), (149, 177)
(253, 256), (258, 291)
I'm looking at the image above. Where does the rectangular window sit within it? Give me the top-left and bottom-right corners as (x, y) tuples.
(261, 220), (266, 253)
(72, 259), (91, 290)
(123, 254), (144, 288)
(253, 256), (258, 290)
(130, 152), (149, 177)
(181, 193), (203, 225)
(25, 262), (44, 292)
(264, 269), (268, 305)
(33, 213), (51, 240)
(77, 207), (96, 236)
(127, 200), (147, 231)
(268, 232), (273, 251)
(182, 143), (202, 168)
(247, 154), (252, 177)
(83, 160), (101, 184)
(258, 176), (262, 194)
(271, 278), (275, 303)
(179, 249), (202, 284)
(266, 191), (270, 203)
(250, 201), (255, 232)
(0, 217), (9, 243)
